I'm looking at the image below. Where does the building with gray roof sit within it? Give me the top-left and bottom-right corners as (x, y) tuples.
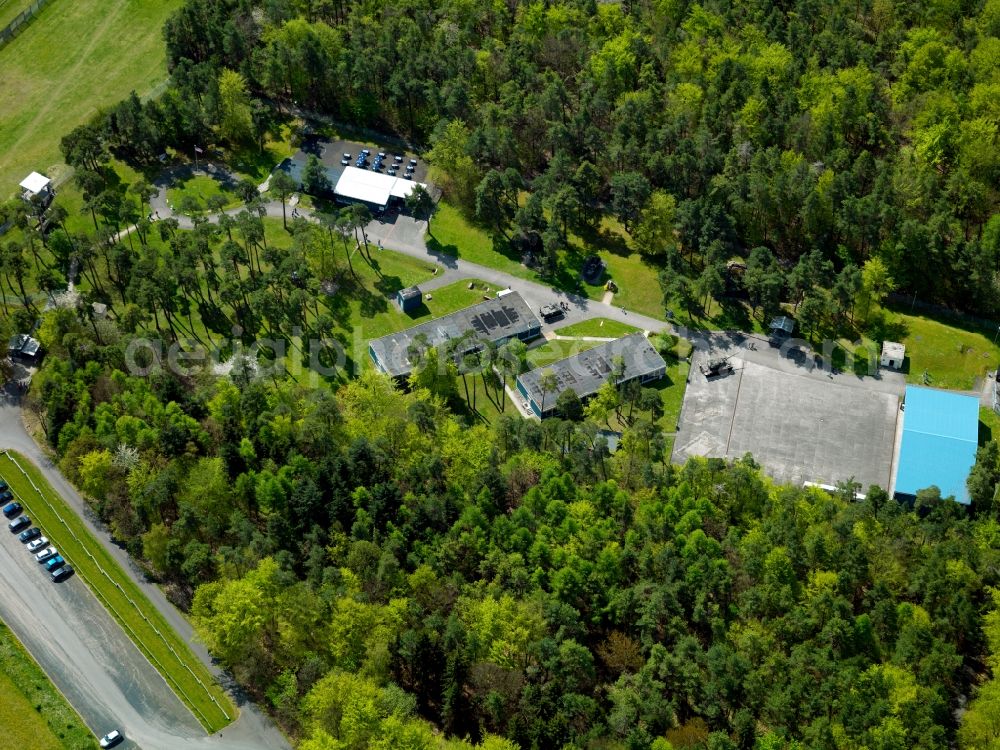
(516, 333), (667, 418)
(369, 291), (541, 378)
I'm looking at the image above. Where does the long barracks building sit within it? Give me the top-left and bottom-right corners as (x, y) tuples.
(369, 291), (542, 379)
(516, 333), (667, 418)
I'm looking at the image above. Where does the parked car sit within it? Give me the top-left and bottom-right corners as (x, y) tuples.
(0, 478), (8, 491)
(9, 515), (30, 533)
(44, 555), (65, 572)
(99, 730), (124, 748)
(51, 565), (74, 582)
(0, 489), (11, 503)
(35, 546), (57, 563)
(2, 500), (20, 517)
(18, 526), (41, 543)
(27, 536), (48, 552)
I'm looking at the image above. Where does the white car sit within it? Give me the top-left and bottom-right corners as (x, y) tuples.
(26, 536), (48, 552)
(100, 729), (123, 748)
(35, 546), (57, 563)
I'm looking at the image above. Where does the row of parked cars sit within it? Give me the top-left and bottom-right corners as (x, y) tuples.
(0, 477), (124, 748)
(2, 479), (73, 582)
(342, 149), (419, 178)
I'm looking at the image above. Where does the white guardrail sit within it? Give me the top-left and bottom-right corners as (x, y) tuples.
(1, 450), (230, 727)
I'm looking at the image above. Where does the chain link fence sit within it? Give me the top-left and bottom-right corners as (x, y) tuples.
(0, 0), (55, 50)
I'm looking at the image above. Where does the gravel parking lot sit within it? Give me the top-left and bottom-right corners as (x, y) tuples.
(673, 341), (903, 490)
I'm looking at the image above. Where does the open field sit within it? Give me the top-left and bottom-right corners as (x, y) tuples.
(0, 621), (96, 749)
(0, 0), (182, 189)
(0, 451), (234, 733)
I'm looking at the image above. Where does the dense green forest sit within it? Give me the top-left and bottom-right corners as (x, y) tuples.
(20, 313), (1000, 749)
(47, 0), (1000, 323)
(5, 0), (1000, 748)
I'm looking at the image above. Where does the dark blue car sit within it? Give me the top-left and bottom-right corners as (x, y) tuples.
(18, 526), (41, 543)
(2, 501), (20, 518)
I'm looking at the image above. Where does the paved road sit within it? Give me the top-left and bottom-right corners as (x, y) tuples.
(0, 389), (290, 750)
(147, 171), (671, 336)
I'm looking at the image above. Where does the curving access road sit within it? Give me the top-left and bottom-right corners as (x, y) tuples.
(0, 390), (290, 750)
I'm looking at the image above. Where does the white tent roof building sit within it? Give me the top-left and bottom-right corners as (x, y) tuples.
(19, 171), (52, 198)
(333, 166), (425, 209)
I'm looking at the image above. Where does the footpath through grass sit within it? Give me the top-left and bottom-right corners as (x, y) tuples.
(0, 0), (182, 188)
(0, 620), (96, 749)
(0, 451), (234, 733)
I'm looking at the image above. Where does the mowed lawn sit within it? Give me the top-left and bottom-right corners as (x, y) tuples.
(0, 622), (96, 749)
(554, 318), (642, 339)
(893, 310), (1000, 391)
(0, 0), (182, 188)
(428, 201), (669, 320)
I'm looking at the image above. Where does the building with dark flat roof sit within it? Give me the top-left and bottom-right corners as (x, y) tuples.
(894, 385), (978, 504)
(397, 286), (422, 313)
(369, 292), (541, 378)
(8, 333), (42, 362)
(516, 333), (667, 418)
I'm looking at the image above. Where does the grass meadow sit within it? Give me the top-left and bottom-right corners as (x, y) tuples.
(0, 621), (97, 749)
(0, 0), (182, 189)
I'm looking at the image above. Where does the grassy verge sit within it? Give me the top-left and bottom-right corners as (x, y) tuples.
(0, 620), (97, 749)
(0, 451), (234, 733)
(0, 0), (183, 188)
(980, 407), (1000, 446)
(554, 318), (641, 339)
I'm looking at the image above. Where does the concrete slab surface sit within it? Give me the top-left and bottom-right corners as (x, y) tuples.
(674, 345), (902, 490)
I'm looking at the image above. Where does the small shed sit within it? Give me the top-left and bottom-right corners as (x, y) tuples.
(881, 341), (905, 370)
(397, 286), (422, 313)
(19, 172), (53, 204)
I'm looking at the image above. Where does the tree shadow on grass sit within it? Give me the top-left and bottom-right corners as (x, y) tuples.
(867, 310), (910, 342)
(980, 419), (993, 446)
(356, 286), (389, 318)
(709, 298), (753, 332)
(374, 274), (405, 298)
(317, 286), (354, 330)
(197, 301), (234, 337)
(573, 221), (631, 257)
